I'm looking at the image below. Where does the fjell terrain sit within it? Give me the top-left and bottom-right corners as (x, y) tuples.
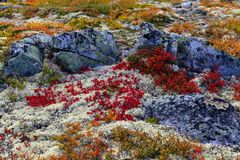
(1, 0), (240, 159)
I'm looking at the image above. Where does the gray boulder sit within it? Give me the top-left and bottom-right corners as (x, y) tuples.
(4, 43), (43, 77)
(51, 29), (120, 73)
(19, 34), (52, 51)
(55, 51), (99, 73)
(136, 22), (240, 77)
(3, 34), (51, 77)
(181, 1), (192, 9)
(143, 94), (240, 147)
(3, 29), (120, 76)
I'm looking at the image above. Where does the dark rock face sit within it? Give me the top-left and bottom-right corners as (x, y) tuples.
(55, 51), (99, 73)
(19, 34), (52, 52)
(0, 4), (12, 10)
(51, 29), (120, 71)
(4, 29), (120, 76)
(136, 22), (240, 77)
(143, 94), (240, 147)
(3, 34), (51, 77)
(0, 83), (7, 93)
(4, 43), (43, 77)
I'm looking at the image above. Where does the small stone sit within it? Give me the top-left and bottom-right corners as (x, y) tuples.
(181, 2), (192, 9)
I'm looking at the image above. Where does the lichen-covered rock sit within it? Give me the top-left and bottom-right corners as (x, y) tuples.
(4, 43), (43, 77)
(181, 1), (192, 9)
(19, 34), (52, 52)
(51, 29), (120, 72)
(81, 29), (120, 60)
(143, 94), (240, 147)
(136, 22), (240, 77)
(3, 29), (120, 76)
(55, 51), (99, 73)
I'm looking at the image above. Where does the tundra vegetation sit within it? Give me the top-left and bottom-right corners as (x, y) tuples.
(0, 0), (240, 160)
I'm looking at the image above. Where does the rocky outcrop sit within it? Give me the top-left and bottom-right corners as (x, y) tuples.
(55, 51), (99, 73)
(136, 22), (240, 77)
(4, 34), (51, 77)
(51, 29), (120, 73)
(143, 94), (240, 147)
(19, 34), (52, 52)
(4, 43), (43, 77)
(4, 29), (120, 76)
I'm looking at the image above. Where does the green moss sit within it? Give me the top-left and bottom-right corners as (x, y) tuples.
(145, 14), (172, 27)
(226, 21), (240, 35)
(5, 77), (26, 90)
(0, 49), (8, 63)
(0, 8), (16, 18)
(84, 3), (112, 15)
(9, 93), (17, 102)
(39, 65), (62, 86)
(106, 20), (123, 30)
(127, 54), (142, 64)
(111, 126), (204, 160)
(146, 117), (159, 124)
(0, 23), (12, 30)
(68, 17), (101, 30)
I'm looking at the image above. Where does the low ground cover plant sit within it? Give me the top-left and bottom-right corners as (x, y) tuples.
(170, 22), (196, 34)
(1, 21), (72, 47)
(26, 123), (205, 160)
(26, 0), (139, 15)
(0, 128), (31, 160)
(68, 17), (101, 30)
(45, 122), (108, 160)
(200, 0), (240, 8)
(206, 18), (240, 57)
(113, 47), (201, 94)
(10, 21), (72, 35)
(202, 70), (225, 93)
(111, 126), (204, 160)
(26, 70), (144, 122)
(38, 65), (63, 86)
(233, 82), (240, 100)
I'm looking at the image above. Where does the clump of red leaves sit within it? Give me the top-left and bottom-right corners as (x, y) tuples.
(113, 47), (201, 94)
(78, 67), (92, 74)
(86, 73), (144, 121)
(202, 71), (225, 93)
(26, 79), (83, 108)
(26, 72), (144, 121)
(0, 128), (31, 159)
(233, 83), (240, 100)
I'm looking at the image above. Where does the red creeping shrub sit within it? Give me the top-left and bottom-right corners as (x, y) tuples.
(146, 48), (176, 73)
(112, 61), (131, 71)
(154, 70), (201, 94)
(233, 83), (240, 100)
(86, 74), (144, 121)
(78, 67), (92, 74)
(26, 71), (144, 122)
(114, 47), (201, 94)
(26, 80), (84, 108)
(202, 71), (225, 93)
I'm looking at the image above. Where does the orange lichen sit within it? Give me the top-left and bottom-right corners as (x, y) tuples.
(11, 21), (72, 35)
(170, 22), (196, 34)
(206, 18), (240, 57)
(42, 122), (108, 160)
(111, 126), (205, 160)
(200, 0), (240, 8)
